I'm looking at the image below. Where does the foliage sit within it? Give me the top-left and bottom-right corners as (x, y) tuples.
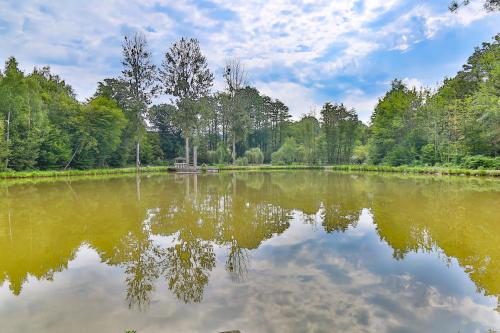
(76, 97), (127, 168)
(420, 143), (437, 166)
(235, 156), (249, 166)
(159, 37), (214, 165)
(368, 34), (499, 167)
(352, 145), (369, 164)
(244, 147), (264, 164)
(0, 34), (498, 173)
(206, 142), (231, 165)
(0, 122), (7, 170)
(148, 104), (184, 160)
(321, 103), (360, 164)
(368, 79), (423, 166)
(461, 155), (500, 170)
(271, 138), (305, 165)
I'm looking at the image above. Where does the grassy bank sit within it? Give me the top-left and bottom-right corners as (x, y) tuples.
(0, 164), (498, 180)
(0, 166), (168, 179)
(324, 164), (500, 177)
(218, 164), (500, 177)
(217, 164), (324, 171)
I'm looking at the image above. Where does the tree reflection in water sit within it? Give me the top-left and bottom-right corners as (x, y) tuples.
(226, 243), (250, 283)
(118, 232), (163, 309)
(163, 238), (215, 304)
(115, 173), (291, 306)
(0, 171), (498, 309)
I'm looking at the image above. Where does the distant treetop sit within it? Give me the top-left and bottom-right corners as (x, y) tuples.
(449, 0), (499, 12)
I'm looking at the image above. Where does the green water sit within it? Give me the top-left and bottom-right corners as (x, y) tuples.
(0, 171), (499, 332)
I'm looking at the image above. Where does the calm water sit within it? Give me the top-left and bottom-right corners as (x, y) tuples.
(0, 171), (499, 333)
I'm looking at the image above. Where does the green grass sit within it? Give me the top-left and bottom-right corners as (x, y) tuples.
(324, 164), (500, 177)
(217, 164), (323, 171)
(0, 166), (168, 179)
(0, 163), (498, 180)
(217, 164), (500, 177)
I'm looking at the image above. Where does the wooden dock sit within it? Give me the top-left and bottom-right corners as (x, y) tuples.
(168, 160), (219, 174)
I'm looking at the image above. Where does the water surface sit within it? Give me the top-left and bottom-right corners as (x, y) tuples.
(0, 171), (499, 332)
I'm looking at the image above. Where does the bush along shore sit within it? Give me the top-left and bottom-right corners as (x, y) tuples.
(0, 166), (168, 179)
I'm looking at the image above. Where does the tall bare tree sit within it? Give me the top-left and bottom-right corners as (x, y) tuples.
(121, 32), (157, 169)
(160, 38), (213, 166)
(223, 58), (248, 164)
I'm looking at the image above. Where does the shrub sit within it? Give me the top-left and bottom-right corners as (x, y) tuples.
(271, 138), (305, 165)
(461, 155), (500, 170)
(420, 143), (437, 166)
(383, 145), (417, 166)
(351, 145), (368, 164)
(206, 150), (217, 165)
(207, 142), (231, 165)
(244, 147), (264, 164)
(235, 156), (248, 166)
(216, 143), (231, 164)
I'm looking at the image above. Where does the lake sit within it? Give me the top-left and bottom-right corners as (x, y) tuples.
(0, 171), (499, 333)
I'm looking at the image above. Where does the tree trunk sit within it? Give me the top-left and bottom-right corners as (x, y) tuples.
(136, 140), (140, 170)
(193, 145), (198, 168)
(5, 111), (10, 169)
(65, 142), (81, 170)
(185, 136), (190, 165)
(232, 134), (236, 165)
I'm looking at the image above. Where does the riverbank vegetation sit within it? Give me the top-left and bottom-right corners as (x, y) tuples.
(0, 166), (168, 179)
(0, 34), (498, 173)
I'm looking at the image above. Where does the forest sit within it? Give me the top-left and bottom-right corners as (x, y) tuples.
(0, 33), (498, 171)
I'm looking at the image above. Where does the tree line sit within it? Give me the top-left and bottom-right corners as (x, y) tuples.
(0, 33), (498, 171)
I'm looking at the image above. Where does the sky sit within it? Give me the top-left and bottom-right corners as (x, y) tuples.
(0, 0), (498, 122)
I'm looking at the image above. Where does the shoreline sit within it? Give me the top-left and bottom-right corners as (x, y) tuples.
(218, 164), (500, 177)
(1, 164), (499, 180)
(0, 166), (169, 180)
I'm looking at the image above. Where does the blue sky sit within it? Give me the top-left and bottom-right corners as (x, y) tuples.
(0, 0), (498, 122)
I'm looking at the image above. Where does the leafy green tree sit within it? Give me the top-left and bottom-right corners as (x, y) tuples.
(321, 103), (359, 164)
(80, 97), (127, 167)
(241, 87), (266, 148)
(0, 122), (7, 170)
(368, 80), (423, 165)
(418, 34), (499, 164)
(0, 57), (46, 170)
(299, 115), (320, 165)
(160, 38), (214, 166)
(149, 104), (184, 160)
(94, 78), (137, 167)
(271, 137), (304, 165)
(29, 66), (81, 169)
(139, 132), (165, 165)
(266, 99), (291, 152)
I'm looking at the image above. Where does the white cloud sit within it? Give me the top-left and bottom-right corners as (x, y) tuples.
(342, 89), (381, 124)
(255, 81), (320, 119)
(402, 77), (424, 91)
(0, 0), (496, 115)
